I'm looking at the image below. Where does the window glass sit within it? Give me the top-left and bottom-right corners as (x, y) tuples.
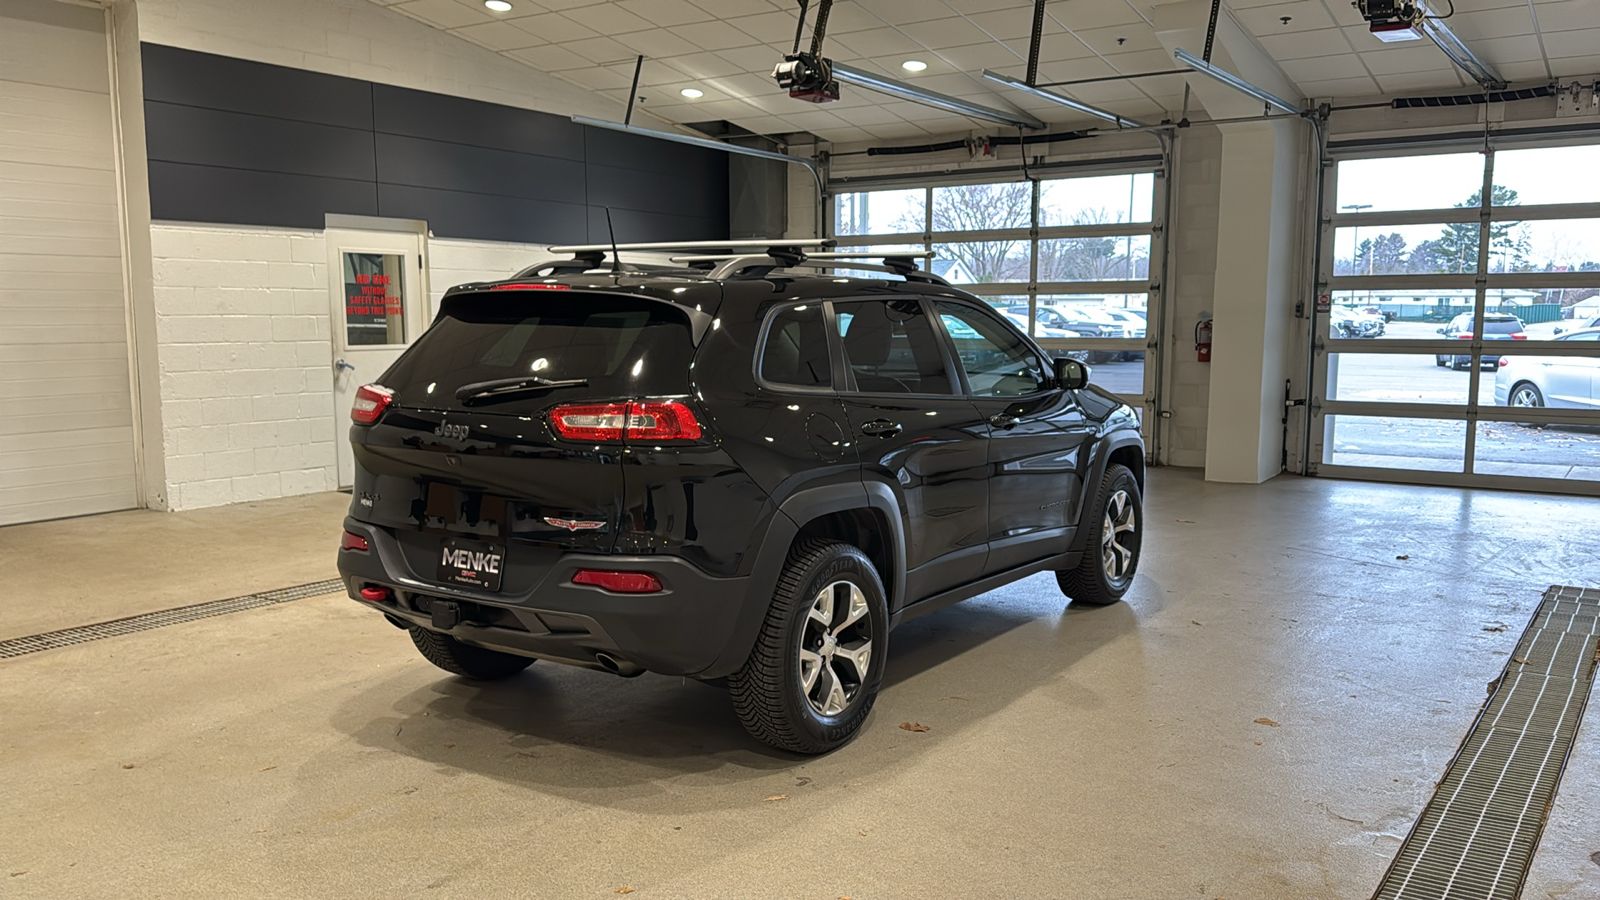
(1492, 146), (1600, 207)
(834, 189), (924, 236)
(1486, 218), (1600, 274)
(930, 241), (1029, 283)
(931, 182), (1033, 234)
(343, 252), (406, 346)
(760, 304), (831, 388)
(833, 299), (952, 395)
(1039, 172), (1153, 225)
(1333, 223), (1481, 276)
(1335, 153), (1484, 213)
(1038, 236), (1150, 281)
(933, 301), (1049, 397)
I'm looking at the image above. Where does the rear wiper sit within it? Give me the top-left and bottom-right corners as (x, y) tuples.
(455, 376), (589, 403)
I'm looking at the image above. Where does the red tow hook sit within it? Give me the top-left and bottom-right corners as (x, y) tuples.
(359, 586), (392, 603)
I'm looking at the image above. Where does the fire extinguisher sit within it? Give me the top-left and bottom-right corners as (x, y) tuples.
(1195, 318), (1213, 363)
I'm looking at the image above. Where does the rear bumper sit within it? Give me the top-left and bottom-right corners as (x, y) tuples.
(337, 518), (749, 677)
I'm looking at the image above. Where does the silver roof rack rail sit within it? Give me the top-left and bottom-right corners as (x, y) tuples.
(548, 238), (835, 254)
(679, 254), (950, 285)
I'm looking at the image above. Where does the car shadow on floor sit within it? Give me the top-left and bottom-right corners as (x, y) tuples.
(329, 574), (1138, 806)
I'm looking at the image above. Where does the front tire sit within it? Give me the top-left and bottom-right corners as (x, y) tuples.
(730, 540), (888, 755)
(408, 627), (534, 679)
(1451, 356), (1468, 371)
(1435, 355), (1448, 367)
(1057, 463), (1142, 606)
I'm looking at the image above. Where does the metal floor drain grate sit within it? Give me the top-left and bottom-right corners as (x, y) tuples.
(1373, 585), (1600, 900)
(0, 578), (345, 660)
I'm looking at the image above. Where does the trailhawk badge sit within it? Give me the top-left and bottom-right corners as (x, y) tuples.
(437, 537), (504, 591)
(544, 517), (605, 532)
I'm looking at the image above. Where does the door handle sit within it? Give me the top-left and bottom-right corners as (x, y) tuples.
(989, 414), (1019, 430)
(335, 358), (356, 373)
(860, 419), (902, 438)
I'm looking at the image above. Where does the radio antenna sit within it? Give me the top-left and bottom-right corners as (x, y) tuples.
(605, 207), (621, 273)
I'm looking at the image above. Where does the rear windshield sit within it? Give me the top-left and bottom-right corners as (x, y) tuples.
(1482, 317), (1523, 333)
(381, 292), (695, 411)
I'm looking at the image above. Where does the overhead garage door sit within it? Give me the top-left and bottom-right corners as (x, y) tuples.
(0, 0), (137, 526)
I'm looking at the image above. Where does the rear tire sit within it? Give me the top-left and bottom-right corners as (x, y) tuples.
(408, 627), (534, 680)
(1435, 355), (1448, 367)
(730, 540), (888, 755)
(1057, 463), (1141, 607)
(1451, 357), (1468, 371)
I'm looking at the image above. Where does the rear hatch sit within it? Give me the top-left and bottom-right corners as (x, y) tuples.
(350, 286), (706, 579)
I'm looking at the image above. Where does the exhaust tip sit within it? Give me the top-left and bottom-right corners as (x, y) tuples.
(595, 652), (644, 678)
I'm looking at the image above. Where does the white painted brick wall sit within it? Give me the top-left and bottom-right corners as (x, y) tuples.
(151, 224), (337, 511)
(1164, 127), (1223, 469)
(426, 238), (549, 313)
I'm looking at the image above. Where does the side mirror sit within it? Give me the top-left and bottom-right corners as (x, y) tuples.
(1054, 357), (1091, 390)
(1553, 327), (1566, 335)
(1436, 327), (1446, 334)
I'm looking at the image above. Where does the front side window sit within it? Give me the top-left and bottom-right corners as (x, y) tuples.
(933, 301), (1050, 397)
(833, 299), (953, 395)
(759, 304), (832, 389)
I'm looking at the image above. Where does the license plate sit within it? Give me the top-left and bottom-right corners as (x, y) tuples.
(437, 537), (504, 591)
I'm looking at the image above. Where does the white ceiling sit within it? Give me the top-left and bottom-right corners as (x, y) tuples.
(370, 0), (1600, 142)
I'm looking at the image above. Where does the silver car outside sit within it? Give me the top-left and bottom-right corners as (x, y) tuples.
(1493, 327), (1600, 409)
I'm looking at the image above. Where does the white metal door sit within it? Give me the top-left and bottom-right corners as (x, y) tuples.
(327, 227), (427, 488)
(0, 0), (138, 526)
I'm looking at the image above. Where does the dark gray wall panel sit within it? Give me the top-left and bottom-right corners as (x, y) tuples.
(142, 45), (728, 245)
(373, 84), (584, 161)
(378, 184), (587, 244)
(140, 44), (371, 128)
(146, 102), (376, 181)
(586, 207), (724, 244)
(148, 161), (379, 227)
(374, 134), (586, 205)
(586, 162), (726, 217)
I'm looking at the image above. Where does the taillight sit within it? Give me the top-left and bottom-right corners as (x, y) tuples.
(1456, 334), (1473, 339)
(572, 569), (664, 594)
(1511, 332), (1528, 339)
(548, 401), (702, 443)
(1499, 358), (1509, 367)
(549, 402), (631, 441)
(628, 401), (703, 441)
(341, 531), (370, 551)
(351, 384), (394, 424)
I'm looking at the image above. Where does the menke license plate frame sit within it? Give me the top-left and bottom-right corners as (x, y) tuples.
(437, 537), (505, 591)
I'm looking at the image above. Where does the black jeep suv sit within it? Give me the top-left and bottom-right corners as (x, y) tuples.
(336, 247), (1145, 754)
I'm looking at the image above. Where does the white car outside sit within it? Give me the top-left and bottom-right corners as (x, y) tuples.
(1493, 327), (1600, 409)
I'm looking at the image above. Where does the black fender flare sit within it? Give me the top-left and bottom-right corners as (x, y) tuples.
(1069, 431), (1145, 554)
(698, 479), (907, 679)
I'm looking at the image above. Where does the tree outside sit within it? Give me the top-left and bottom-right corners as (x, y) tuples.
(908, 182), (1149, 284)
(1335, 185), (1544, 276)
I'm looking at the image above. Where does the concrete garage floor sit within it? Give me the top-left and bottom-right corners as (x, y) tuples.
(2, 470), (1597, 899)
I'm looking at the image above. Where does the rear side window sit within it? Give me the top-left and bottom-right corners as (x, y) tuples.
(382, 292), (695, 411)
(834, 299), (953, 395)
(759, 304), (832, 388)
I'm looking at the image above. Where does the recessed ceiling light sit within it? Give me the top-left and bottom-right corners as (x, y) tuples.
(901, 60), (928, 72)
(484, 0), (512, 11)
(680, 87), (704, 98)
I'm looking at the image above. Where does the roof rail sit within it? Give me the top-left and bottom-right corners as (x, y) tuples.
(676, 254), (951, 285)
(547, 238), (835, 254)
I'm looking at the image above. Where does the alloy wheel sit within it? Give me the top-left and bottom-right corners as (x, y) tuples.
(798, 580), (874, 717)
(1511, 386), (1541, 408)
(1101, 489), (1137, 583)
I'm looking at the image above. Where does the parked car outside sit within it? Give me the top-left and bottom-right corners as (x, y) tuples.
(337, 254), (1146, 754)
(1493, 327), (1600, 408)
(1435, 313), (1527, 369)
(1554, 314), (1600, 336)
(1331, 306), (1386, 338)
